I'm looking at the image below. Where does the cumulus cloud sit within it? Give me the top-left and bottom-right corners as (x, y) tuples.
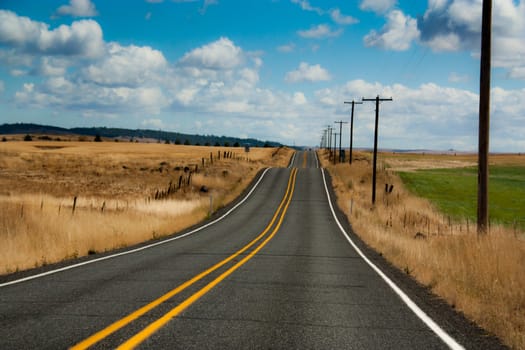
(2, 8), (523, 150)
(364, 10), (419, 50)
(293, 91), (307, 104)
(297, 24), (343, 39)
(285, 62), (331, 83)
(81, 43), (167, 87)
(291, 1), (357, 26)
(56, 0), (98, 17)
(417, 0), (525, 79)
(179, 37), (243, 69)
(15, 76), (170, 115)
(34, 57), (70, 76)
(291, 0), (323, 14)
(0, 10), (104, 58)
(330, 8), (358, 25)
(360, 0), (397, 14)
(315, 79), (525, 151)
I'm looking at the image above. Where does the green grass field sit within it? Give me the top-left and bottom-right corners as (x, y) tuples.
(398, 166), (525, 230)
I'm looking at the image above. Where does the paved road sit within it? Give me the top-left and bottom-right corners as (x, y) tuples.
(0, 151), (504, 349)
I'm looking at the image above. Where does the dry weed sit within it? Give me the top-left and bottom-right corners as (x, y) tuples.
(0, 141), (293, 275)
(320, 149), (525, 349)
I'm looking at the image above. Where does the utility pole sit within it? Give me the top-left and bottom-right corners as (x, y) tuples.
(478, 0), (492, 234)
(332, 132), (339, 165)
(327, 126), (332, 157)
(363, 96), (393, 205)
(334, 120), (348, 163)
(344, 100), (363, 164)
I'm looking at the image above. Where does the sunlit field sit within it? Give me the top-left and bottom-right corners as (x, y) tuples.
(0, 140), (293, 275)
(320, 150), (525, 349)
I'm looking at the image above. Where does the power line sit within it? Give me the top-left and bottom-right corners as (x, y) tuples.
(362, 96), (393, 205)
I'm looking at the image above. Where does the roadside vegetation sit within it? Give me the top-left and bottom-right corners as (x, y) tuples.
(0, 140), (292, 275)
(319, 150), (525, 349)
(399, 165), (525, 230)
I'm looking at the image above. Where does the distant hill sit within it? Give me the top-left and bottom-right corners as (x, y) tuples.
(0, 123), (282, 147)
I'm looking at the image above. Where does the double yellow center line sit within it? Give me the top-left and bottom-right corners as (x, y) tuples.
(71, 168), (298, 350)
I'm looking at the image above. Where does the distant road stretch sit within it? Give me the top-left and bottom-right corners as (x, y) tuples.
(0, 151), (502, 349)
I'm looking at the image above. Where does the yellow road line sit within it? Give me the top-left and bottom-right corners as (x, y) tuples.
(302, 151), (307, 168)
(117, 168), (297, 349)
(71, 168), (297, 350)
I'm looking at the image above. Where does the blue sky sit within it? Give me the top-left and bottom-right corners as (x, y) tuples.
(0, 0), (524, 151)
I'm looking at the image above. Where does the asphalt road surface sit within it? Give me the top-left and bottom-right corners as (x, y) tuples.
(0, 151), (505, 349)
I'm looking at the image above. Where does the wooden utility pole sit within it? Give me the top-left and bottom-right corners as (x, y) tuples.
(334, 120), (348, 163)
(333, 132), (339, 165)
(363, 96), (393, 205)
(478, 0), (492, 234)
(327, 126), (332, 157)
(344, 101), (363, 164)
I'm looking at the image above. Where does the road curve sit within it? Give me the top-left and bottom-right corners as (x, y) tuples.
(0, 151), (505, 349)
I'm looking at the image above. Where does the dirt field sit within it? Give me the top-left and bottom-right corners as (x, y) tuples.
(0, 140), (292, 275)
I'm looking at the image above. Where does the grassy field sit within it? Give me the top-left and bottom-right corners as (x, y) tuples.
(320, 150), (525, 349)
(0, 140), (293, 275)
(399, 165), (525, 230)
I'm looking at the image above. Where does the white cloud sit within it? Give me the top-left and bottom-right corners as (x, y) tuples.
(2, 8), (523, 152)
(0, 10), (104, 58)
(293, 91), (307, 105)
(360, 0), (397, 14)
(313, 79), (525, 151)
(285, 62), (331, 83)
(81, 43), (167, 87)
(424, 33), (461, 51)
(15, 77), (170, 115)
(291, 0), (323, 15)
(142, 118), (165, 128)
(330, 8), (358, 25)
(199, 0), (218, 14)
(298, 24), (343, 39)
(508, 67), (525, 80)
(10, 69), (28, 77)
(35, 57), (70, 76)
(277, 43), (295, 53)
(448, 72), (470, 83)
(418, 0), (525, 79)
(179, 37), (243, 69)
(364, 10), (419, 51)
(291, 1), (357, 26)
(56, 0), (98, 17)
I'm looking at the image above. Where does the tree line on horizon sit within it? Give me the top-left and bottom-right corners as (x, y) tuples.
(0, 123), (281, 148)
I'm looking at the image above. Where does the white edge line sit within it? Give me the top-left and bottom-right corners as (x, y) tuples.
(314, 150), (320, 169)
(288, 152), (296, 168)
(320, 168), (464, 350)
(0, 168), (272, 288)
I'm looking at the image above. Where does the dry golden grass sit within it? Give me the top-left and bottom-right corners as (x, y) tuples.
(0, 141), (293, 275)
(320, 150), (525, 349)
(383, 151), (524, 172)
